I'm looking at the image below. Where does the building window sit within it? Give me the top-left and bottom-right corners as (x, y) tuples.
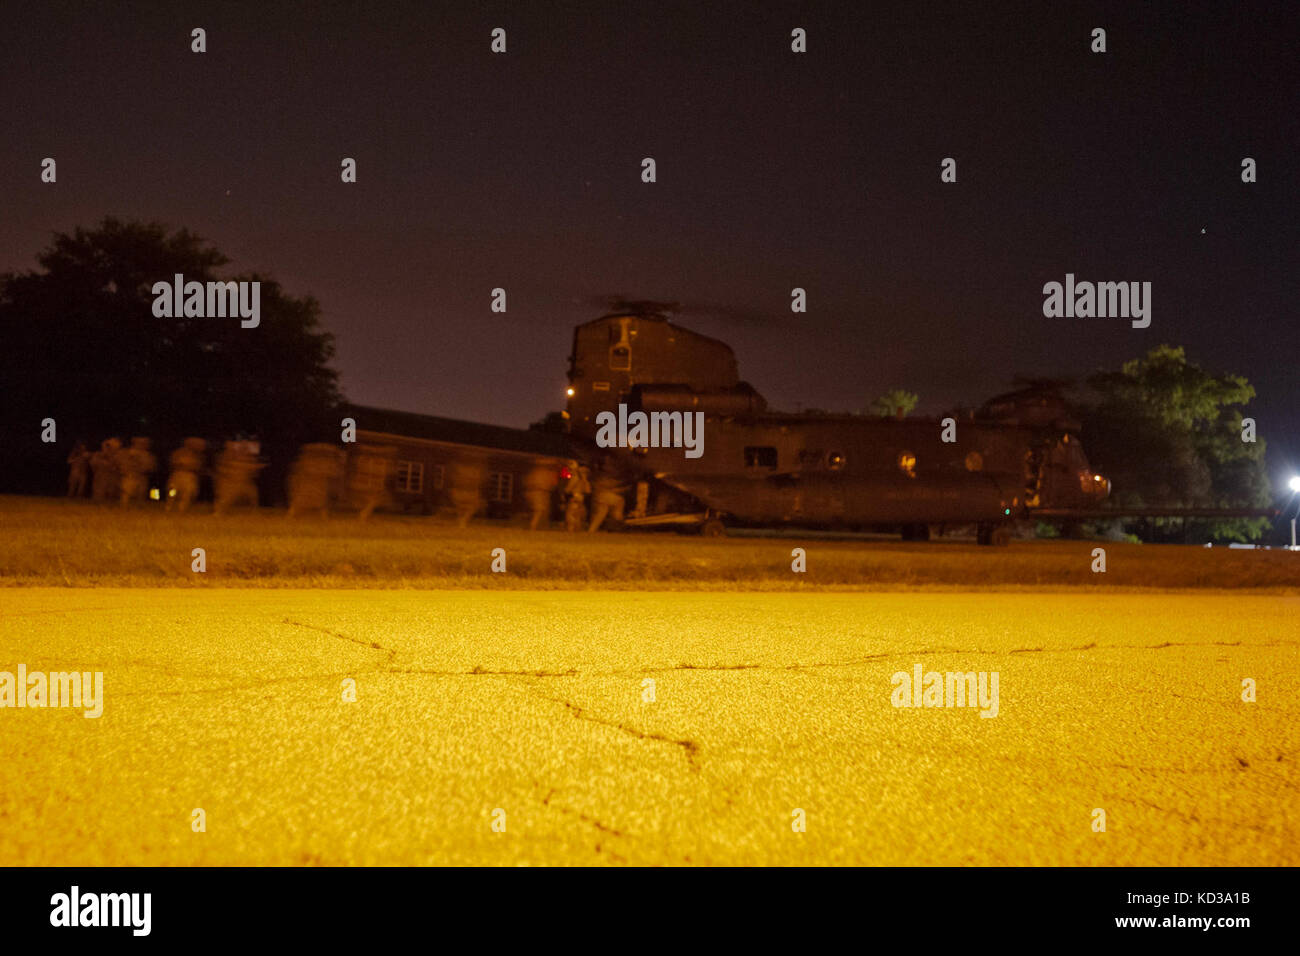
(395, 460), (424, 493)
(828, 452), (847, 471)
(897, 452), (916, 477)
(431, 464), (445, 490)
(744, 446), (778, 469)
(609, 346), (630, 371)
(488, 472), (514, 503)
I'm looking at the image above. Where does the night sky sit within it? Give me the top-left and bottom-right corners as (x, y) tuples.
(3, 1), (1297, 487)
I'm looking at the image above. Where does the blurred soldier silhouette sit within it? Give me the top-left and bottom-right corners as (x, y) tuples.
(66, 441), (90, 497)
(587, 466), (627, 532)
(90, 438), (121, 503)
(347, 444), (395, 521)
(213, 440), (265, 515)
(523, 459), (560, 530)
(166, 437), (207, 513)
(288, 443), (344, 518)
(449, 454), (486, 528)
(631, 480), (649, 520)
(117, 437), (157, 507)
(563, 461), (591, 532)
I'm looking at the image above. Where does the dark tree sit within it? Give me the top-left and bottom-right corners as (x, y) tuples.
(1080, 345), (1270, 542)
(866, 388), (919, 419)
(0, 218), (343, 497)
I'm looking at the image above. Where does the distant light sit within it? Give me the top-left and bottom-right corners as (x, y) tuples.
(1289, 476), (1300, 493)
(566, 387), (575, 397)
(1003, 508), (1011, 515)
(149, 488), (160, 500)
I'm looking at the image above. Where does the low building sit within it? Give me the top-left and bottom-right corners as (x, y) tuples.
(342, 404), (570, 519)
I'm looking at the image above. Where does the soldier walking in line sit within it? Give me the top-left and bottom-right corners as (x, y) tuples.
(166, 437), (207, 513)
(587, 467), (627, 533)
(213, 440), (265, 515)
(631, 480), (649, 520)
(449, 454), (486, 528)
(288, 443), (344, 518)
(90, 438), (122, 503)
(523, 459), (560, 531)
(66, 441), (90, 498)
(346, 444), (394, 521)
(563, 461), (591, 532)
(116, 436), (157, 507)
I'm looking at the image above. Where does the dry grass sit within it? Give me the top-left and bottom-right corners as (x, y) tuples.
(1, 495), (1296, 591)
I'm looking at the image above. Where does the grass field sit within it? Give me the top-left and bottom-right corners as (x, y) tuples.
(2, 496), (1297, 590)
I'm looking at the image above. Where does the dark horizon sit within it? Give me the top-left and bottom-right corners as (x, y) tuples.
(3, 1), (1297, 489)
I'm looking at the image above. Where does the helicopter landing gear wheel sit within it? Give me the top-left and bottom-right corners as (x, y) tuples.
(700, 518), (727, 538)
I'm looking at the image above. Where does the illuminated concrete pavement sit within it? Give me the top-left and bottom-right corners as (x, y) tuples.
(1, 589), (1296, 865)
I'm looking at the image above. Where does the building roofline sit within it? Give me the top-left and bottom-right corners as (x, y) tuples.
(342, 403), (570, 457)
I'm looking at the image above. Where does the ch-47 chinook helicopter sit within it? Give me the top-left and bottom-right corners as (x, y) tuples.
(562, 304), (1112, 545)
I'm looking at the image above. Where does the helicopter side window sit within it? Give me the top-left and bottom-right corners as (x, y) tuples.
(744, 446), (778, 470)
(610, 345), (630, 371)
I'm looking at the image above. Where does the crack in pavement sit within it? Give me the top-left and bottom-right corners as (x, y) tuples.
(519, 684), (701, 772)
(1127, 794), (1276, 834)
(400, 665), (581, 678)
(538, 785), (630, 839)
(513, 638), (1300, 677)
(119, 617), (709, 786)
(96, 623), (1300, 764)
(1131, 795), (1204, 825)
(18, 617), (1300, 695)
(86, 638), (1300, 701)
(532, 782), (699, 865)
(283, 619), (398, 664)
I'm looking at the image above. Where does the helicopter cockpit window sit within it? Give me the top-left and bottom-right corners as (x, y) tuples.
(609, 345), (630, 371)
(827, 452), (846, 471)
(897, 452), (917, 477)
(744, 446), (778, 470)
